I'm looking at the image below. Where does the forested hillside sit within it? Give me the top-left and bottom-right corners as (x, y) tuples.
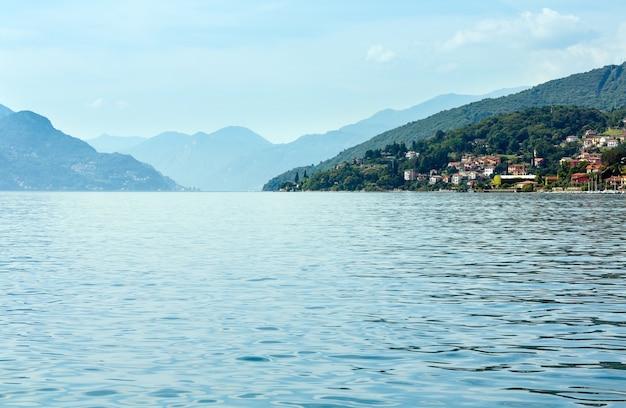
(279, 106), (626, 192)
(264, 62), (626, 190)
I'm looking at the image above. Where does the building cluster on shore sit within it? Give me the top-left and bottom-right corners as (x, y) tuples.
(400, 129), (626, 191)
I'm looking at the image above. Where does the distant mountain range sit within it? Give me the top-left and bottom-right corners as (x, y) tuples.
(5, 62), (625, 192)
(0, 107), (181, 191)
(264, 62), (626, 190)
(87, 88), (525, 191)
(120, 127), (273, 191)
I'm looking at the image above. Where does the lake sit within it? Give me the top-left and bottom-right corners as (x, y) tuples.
(1, 192), (625, 407)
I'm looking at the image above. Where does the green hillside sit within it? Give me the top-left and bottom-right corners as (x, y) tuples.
(264, 62), (626, 190)
(282, 105), (626, 192)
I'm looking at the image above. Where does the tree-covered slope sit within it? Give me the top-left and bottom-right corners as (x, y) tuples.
(291, 105), (626, 192)
(264, 62), (626, 190)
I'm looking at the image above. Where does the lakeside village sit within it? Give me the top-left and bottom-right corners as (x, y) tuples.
(288, 127), (626, 193)
(409, 129), (623, 192)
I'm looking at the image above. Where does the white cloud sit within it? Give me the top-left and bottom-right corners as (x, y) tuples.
(521, 8), (578, 40)
(366, 44), (396, 63)
(442, 8), (587, 51)
(117, 100), (129, 110)
(89, 98), (105, 109)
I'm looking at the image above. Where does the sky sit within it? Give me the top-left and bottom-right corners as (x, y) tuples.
(1, 1), (625, 144)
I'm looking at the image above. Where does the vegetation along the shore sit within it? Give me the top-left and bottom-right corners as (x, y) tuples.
(279, 106), (626, 192)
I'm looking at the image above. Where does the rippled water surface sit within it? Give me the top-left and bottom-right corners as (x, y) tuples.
(1, 192), (625, 407)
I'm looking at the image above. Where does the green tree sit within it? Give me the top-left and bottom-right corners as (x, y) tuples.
(602, 144), (626, 177)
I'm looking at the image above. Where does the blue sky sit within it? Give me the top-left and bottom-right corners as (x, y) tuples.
(1, 1), (625, 143)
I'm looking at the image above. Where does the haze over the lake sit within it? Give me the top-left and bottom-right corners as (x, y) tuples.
(1, 1), (625, 143)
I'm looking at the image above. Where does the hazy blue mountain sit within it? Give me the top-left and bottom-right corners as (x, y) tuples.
(112, 88), (524, 191)
(0, 103), (13, 119)
(264, 62), (626, 190)
(87, 134), (147, 153)
(0, 110), (182, 191)
(121, 126), (274, 191)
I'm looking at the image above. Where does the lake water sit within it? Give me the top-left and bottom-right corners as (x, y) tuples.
(1, 192), (625, 407)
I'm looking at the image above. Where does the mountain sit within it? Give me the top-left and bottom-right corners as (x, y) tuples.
(97, 88), (523, 191)
(347, 87), (527, 131)
(0, 103), (13, 118)
(121, 126), (273, 191)
(261, 88), (526, 166)
(0, 110), (182, 191)
(264, 62), (626, 190)
(87, 134), (148, 153)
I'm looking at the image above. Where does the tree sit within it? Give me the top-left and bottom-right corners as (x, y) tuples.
(294, 172), (299, 184)
(557, 162), (570, 183)
(601, 144), (626, 177)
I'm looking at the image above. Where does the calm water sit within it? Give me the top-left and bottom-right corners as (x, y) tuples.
(1, 192), (625, 407)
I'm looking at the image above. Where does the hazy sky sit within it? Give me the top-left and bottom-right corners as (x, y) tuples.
(1, 1), (625, 143)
